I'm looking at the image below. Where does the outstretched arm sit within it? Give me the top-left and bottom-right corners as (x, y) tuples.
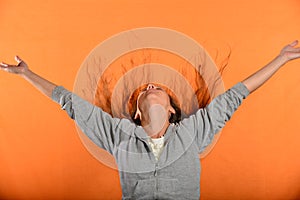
(0, 56), (57, 98)
(0, 55), (125, 154)
(242, 40), (300, 93)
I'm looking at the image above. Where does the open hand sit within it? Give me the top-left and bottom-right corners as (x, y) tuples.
(0, 56), (28, 75)
(280, 40), (300, 63)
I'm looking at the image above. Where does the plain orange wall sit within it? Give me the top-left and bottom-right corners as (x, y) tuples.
(1, 0), (300, 199)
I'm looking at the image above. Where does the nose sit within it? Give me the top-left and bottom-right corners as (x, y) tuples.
(146, 84), (156, 90)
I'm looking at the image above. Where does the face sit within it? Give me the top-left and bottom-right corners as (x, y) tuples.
(134, 83), (175, 120)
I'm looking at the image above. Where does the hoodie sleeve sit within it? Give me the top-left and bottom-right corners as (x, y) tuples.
(180, 82), (250, 153)
(51, 86), (121, 154)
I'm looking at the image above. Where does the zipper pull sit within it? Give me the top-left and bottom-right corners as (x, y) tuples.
(154, 165), (158, 176)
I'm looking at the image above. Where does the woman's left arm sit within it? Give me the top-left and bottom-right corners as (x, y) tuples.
(242, 40), (300, 93)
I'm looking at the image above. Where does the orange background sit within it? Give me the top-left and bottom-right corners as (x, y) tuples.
(1, 0), (300, 199)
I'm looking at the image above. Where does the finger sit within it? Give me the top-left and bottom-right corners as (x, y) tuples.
(2, 62), (16, 67)
(0, 62), (18, 68)
(15, 55), (22, 64)
(0, 62), (9, 67)
(288, 53), (300, 60)
(0, 67), (8, 72)
(289, 40), (298, 47)
(286, 47), (300, 54)
(292, 47), (300, 52)
(0, 63), (9, 72)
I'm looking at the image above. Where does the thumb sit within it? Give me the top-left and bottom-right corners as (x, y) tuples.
(15, 55), (23, 64)
(289, 40), (298, 47)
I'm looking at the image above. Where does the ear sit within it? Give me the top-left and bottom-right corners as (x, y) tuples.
(169, 106), (176, 115)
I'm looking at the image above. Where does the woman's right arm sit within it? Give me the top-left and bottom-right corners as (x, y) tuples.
(0, 56), (127, 154)
(0, 55), (57, 98)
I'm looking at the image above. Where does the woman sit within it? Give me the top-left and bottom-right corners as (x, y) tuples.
(1, 41), (299, 199)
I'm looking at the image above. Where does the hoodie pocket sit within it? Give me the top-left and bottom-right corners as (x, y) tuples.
(133, 179), (155, 199)
(157, 178), (179, 196)
(132, 178), (179, 199)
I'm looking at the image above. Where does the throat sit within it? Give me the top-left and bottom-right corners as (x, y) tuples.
(141, 104), (169, 138)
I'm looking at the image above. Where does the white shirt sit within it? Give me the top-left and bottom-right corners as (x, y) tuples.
(148, 136), (165, 161)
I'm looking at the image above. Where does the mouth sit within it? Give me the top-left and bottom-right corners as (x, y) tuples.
(146, 89), (160, 94)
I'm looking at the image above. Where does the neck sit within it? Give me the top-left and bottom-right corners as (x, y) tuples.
(143, 121), (170, 139)
(140, 104), (170, 139)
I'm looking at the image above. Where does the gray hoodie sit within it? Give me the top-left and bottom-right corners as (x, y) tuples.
(52, 82), (249, 199)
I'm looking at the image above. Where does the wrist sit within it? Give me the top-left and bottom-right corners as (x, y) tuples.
(277, 53), (290, 65)
(275, 55), (289, 66)
(20, 68), (33, 79)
